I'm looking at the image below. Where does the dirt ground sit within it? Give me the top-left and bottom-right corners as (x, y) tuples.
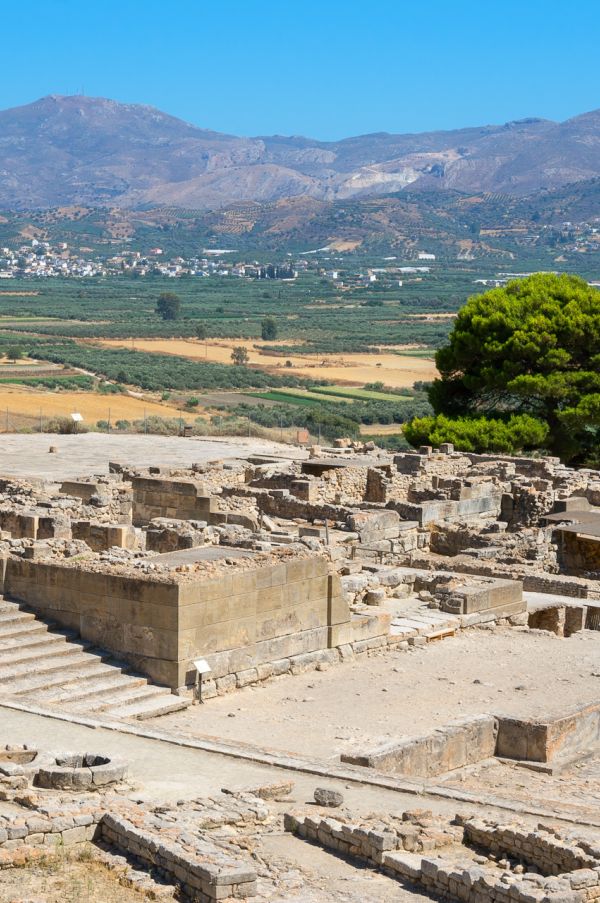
(255, 833), (445, 902)
(0, 433), (305, 480)
(0, 847), (168, 903)
(100, 337), (438, 389)
(159, 628), (600, 761)
(438, 754), (600, 823)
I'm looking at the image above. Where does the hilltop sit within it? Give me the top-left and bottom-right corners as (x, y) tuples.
(1, 95), (600, 209)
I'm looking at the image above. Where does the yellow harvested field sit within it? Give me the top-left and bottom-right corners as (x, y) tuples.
(360, 423), (404, 435)
(0, 388), (192, 423)
(100, 338), (438, 389)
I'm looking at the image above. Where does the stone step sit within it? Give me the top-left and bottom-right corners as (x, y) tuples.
(0, 600), (16, 613)
(69, 682), (162, 714)
(0, 632), (68, 655)
(0, 610), (36, 625)
(0, 598), (191, 721)
(8, 661), (116, 695)
(0, 649), (103, 685)
(0, 620), (50, 641)
(0, 634), (72, 665)
(108, 693), (190, 721)
(0, 637), (89, 669)
(33, 671), (146, 705)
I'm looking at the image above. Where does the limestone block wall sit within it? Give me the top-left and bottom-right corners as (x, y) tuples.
(131, 476), (213, 525)
(71, 521), (140, 552)
(557, 530), (600, 576)
(341, 715), (497, 777)
(177, 557), (348, 688)
(496, 702), (600, 765)
(3, 554), (351, 690)
(4, 558), (180, 687)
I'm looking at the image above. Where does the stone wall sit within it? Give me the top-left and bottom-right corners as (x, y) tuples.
(3, 553), (352, 690)
(496, 702), (600, 766)
(285, 810), (600, 903)
(4, 557), (181, 686)
(341, 715), (497, 777)
(557, 530), (600, 576)
(100, 813), (257, 902)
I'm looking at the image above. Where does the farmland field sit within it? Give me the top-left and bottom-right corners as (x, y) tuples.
(310, 385), (412, 402)
(0, 387), (193, 424)
(99, 337), (438, 388)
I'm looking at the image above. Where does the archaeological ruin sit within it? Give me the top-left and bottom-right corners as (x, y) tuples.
(0, 435), (599, 901)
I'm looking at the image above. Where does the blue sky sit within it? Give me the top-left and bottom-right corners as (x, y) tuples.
(5, 0), (599, 139)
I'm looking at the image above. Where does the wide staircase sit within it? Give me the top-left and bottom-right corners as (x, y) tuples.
(0, 597), (190, 720)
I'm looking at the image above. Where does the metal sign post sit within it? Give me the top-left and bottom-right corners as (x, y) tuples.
(193, 658), (212, 704)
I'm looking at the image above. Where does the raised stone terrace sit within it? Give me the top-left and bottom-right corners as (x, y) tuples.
(0, 433), (598, 900)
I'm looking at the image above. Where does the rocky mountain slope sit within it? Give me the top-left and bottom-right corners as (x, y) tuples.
(1, 95), (599, 209)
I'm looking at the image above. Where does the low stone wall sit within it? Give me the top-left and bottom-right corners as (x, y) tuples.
(71, 521), (140, 552)
(464, 818), (598, 876)
(285, 810), (600, 903)
(496, 701), (600, 765)
(340, 715), (497, 777)
(100, 812), (257, 902)
(387, 492), (501, 527)
(132, 476), (213, 525)
(438, 578), (524, 618)
(0, 808), (101, 851)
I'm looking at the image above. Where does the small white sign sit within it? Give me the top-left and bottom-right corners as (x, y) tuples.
(193, 658), (212, 675)
(71, 412), (83, 422)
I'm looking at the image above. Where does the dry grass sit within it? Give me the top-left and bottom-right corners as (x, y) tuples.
(0, 388), (192, 424)
(100, 338), (438, 389)
(359, 423), (404, 435)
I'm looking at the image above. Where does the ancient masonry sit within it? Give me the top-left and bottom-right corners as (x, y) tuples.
(0, 439), (599, 900)
(0, 442), (597, 706)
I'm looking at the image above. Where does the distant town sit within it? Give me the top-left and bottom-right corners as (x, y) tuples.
(1, 220), (598, 289)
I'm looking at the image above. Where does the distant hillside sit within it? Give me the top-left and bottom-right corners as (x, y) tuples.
(1, 95), (600, 209)
(2, 179), (598, 258)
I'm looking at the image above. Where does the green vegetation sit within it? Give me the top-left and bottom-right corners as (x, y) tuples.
(156, 292), (181, 321)
(413, 274), (600, 463)
(404, 414), (549, 454)
(27, 343), (310, 392)
(0, 374), (94, 390)
(231, 346), (250, 366)
(6, 345), (24, 362)
(310, 385), (411, 403)
(247, 390), (323, 407)
(261, 316), (278, 340)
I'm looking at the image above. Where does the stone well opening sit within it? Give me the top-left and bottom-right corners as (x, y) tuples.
(34, 752), (127, 790)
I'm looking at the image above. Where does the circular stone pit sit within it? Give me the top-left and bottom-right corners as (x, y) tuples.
(34, 752), (128, 790)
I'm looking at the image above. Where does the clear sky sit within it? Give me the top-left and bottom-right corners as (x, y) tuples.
(5, 0), (599, 139)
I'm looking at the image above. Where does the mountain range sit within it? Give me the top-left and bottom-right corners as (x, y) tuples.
(1, 95), (600, 210)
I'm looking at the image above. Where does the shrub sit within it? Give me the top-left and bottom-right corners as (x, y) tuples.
(404, 414), (549, 454)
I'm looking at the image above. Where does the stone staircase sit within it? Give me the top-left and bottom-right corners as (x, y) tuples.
(389, 605), (461, 642)
(0, 597), (190, 720)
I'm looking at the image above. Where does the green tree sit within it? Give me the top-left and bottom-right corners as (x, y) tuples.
(156, 292), (181, 321)
(195, 322), (207, 340)
(6, 346), (24, 363)
(261, 317), (278, 341)
(404, 414), (549, 454)
(419, 274), (600, 462)
(231, 346), (249, 366)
